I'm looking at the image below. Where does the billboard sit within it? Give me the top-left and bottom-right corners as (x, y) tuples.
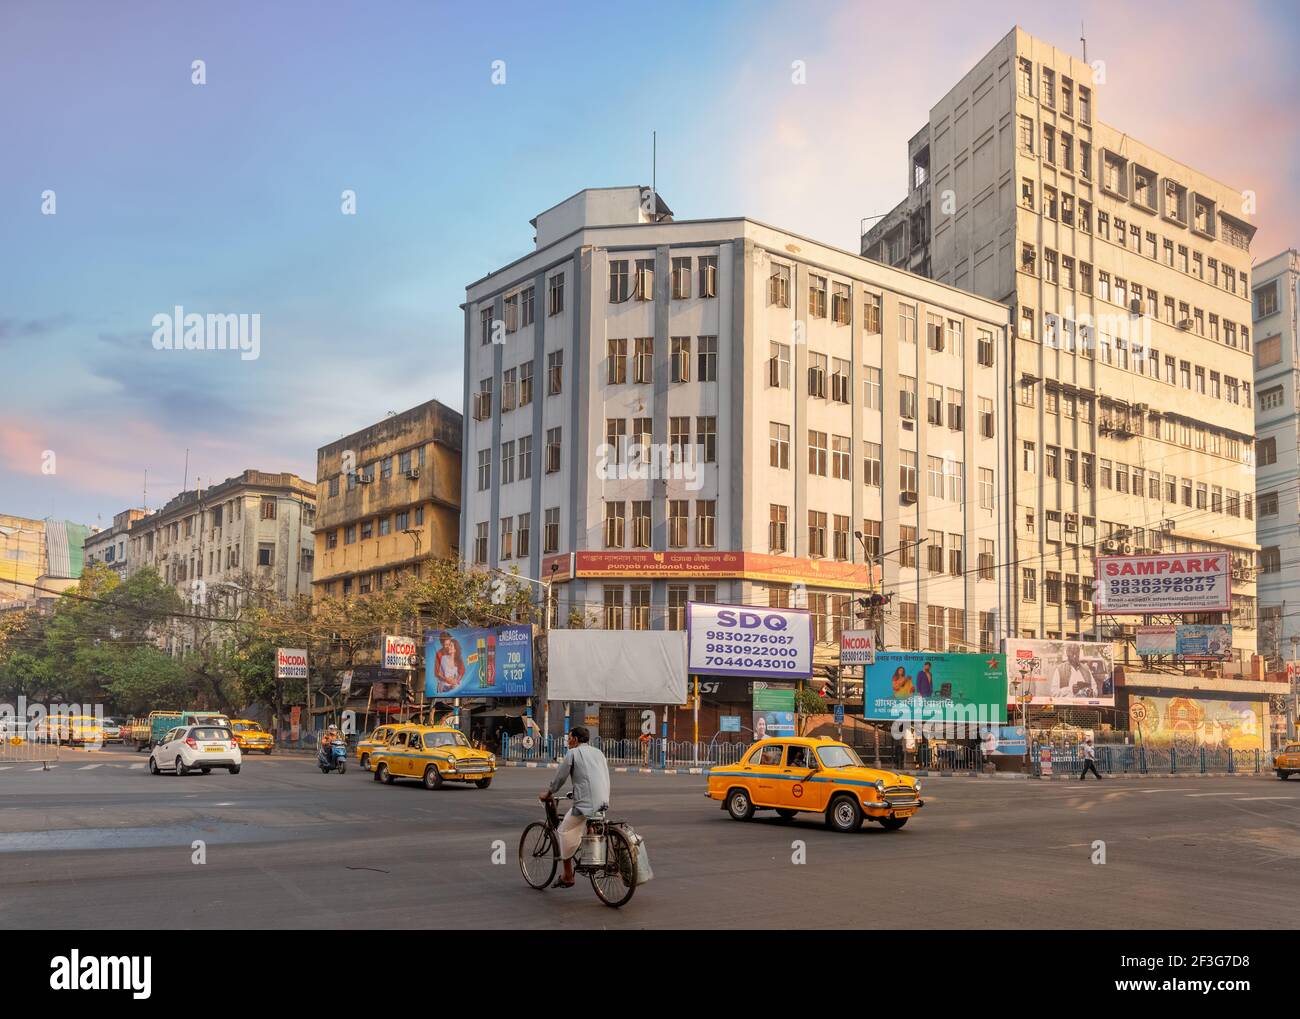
(839, 629), (877, 666)
(981, 725), (1027, 756)
(864, 652), (1007, 723)
(687, 603), (813, 679)
(1003, 638), (1114, 706)
(547, 630), (687, 704)
(276, 648), (308, 680)
(1128, 694), (1266, 751)
(424, 625), (534, 698)
(1136, 624), (1233, 660)
(383, 634), (418, 670)
(1095, 552), (1231, 613)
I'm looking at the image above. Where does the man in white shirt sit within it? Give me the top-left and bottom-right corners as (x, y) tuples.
(1079, 737), (1102, 780)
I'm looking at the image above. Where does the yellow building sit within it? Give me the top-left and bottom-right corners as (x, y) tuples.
(0, 514), (45, 606)
(313, 400), (462, 600)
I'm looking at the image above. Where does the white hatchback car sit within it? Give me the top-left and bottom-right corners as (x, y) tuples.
(149, 724), (242, 775)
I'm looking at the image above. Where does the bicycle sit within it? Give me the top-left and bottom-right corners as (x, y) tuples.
(518, 792), (638, 908)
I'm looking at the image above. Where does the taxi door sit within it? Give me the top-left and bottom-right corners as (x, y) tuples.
(387, 730), (415, 777)
(750, 744), (785, 806)
(781, 745), (828, 810)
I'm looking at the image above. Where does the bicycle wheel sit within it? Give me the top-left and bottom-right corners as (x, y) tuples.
(590, 827), (637, 908)
(518, 822), (558, 890)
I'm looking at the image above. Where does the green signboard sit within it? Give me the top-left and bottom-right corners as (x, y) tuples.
(864, 652), (1007, 723)
(752, 686), (796, 712)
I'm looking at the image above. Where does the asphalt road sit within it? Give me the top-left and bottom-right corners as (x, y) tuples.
(1, 744), (1298, 929)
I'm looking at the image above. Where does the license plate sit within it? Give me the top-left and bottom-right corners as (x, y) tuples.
(894, 808), (915, 817)
(204, 747), (224, 753)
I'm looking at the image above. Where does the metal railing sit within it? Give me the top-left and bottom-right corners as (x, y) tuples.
(0, 726), (60, 767)
(500, 734), (748, 769)
(1031, 742), (1265, 776)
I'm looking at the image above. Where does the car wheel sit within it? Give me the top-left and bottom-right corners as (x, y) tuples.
(475, 777), (493, 789)
(175, 756), (188, 777)
(264, 748), (272, 755)
(148, 756), (160, 775)
(726, 787), (755, 821)
(775, 808), (798, 821)
(423, 765), (443, 790)
(826, 795), (862, 833)
(230, 765), (241, 775)
(200, 767), (211, 775)
(376, 763), (393, 784)
(880, 816), (909, 831)
(360, 753), (370, 771)
(1278, 770), (1290, 780)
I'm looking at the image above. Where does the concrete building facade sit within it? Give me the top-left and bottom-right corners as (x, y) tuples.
(863, 27), (1260, 672)
(462, 187), (1011, 661)
(84, 508), (148, 578)
(1252, 249), (1300, 668)
(312, 399), (462, 601)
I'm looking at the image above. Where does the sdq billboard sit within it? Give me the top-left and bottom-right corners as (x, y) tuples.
(686, 603), (812, 679)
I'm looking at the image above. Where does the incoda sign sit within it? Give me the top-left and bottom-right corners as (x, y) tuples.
(1095, 552), (1231, 614)
(276, 648), (308, 679)
(686, 602), (813, 679)
(383, 634), (418, 670)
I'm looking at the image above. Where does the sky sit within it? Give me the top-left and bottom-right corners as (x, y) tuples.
(2, 0), (1297, 527)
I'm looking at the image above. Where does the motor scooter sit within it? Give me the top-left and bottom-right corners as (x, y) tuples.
(318, 738), (347, 774)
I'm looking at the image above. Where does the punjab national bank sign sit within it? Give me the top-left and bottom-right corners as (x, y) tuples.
(1095, 552), (1232, 614)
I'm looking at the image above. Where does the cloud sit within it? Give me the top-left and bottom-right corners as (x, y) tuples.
(0, 315), (73, 345)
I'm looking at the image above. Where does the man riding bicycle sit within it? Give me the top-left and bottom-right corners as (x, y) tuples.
(539, 726), (610, 889)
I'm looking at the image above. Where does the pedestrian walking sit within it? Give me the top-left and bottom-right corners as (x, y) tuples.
(1079, 737), (1102, 780)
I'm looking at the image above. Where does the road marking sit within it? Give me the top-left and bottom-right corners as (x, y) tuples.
(129, 764), (145, 770)
(1237, 796), (1295, 802)
(0, 766), (12, 771)
(1186, 792), (1240, 797)
(78, 764), (103, 770)
(1140, 788), (1186, 793)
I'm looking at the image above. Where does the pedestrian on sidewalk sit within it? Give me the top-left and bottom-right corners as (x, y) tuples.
(1079, 737), (1102, 780)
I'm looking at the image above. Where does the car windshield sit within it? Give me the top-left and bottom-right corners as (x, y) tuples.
(1287, 746), (1300, 754)
(816, 745), (864, 769)
(193, 728), (232, 741)
(426, 732), (469, 748)
(235, 722), (263, 732)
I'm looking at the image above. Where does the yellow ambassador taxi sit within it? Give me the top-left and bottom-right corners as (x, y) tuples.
(707, 736), (924, 833)
(1275, 743), (1300, 780)
(230, 719), (274, 754)
(370, 725), (496, 790)
(355, 723), (418, 771)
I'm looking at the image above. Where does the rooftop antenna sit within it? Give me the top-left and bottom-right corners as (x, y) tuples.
(143, 468), (148, 512)
(182, 448), (190, 493)
(652, 130), (657, 222)
(1081, 21), (1088, 65)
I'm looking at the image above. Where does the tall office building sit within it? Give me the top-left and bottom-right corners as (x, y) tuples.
(461, 186), (1010, 666)
(1252, 250), (1300, 668)
(864, 27), (1260, 671)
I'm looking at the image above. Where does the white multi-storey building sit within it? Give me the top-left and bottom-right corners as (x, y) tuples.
(864, 27), (1260, 672)
(462, 187), (1010, 662)
(1253, 249), (1300, 668)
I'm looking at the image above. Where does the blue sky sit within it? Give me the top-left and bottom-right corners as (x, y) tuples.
(3, 0), (1297, 526)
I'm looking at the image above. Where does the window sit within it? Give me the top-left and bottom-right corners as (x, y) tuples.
(635, 259), (654, 301)
(830, 357), (850, 403)
(603, 501), (625, 548)
(473, 523), (488, 565)
(977, 329), (994, 366)
(808, 430), (828, 477)
(978, 539), (995, 582)
(1260, 386), (1284, 411)
(832, 434), (851, 480)
(605, 338), (627, 385)
(808, 511), (827, 558)
(671, 256), (692, 299)
(476, 449), (491, 491)
(521, 286), (535, 327)
(808, 352), (827, 398)
(1018, 57), (1032, 96)
(927, 534), (944, 575)
(1022, 441), (1036, 472)
(517, 435), (533, 480)
(770, 422), (791, 469)
(504, 292), (519, 333)
(480, 307), (494, 345)
(670, 336), (691, 383)
(633, 336), (653, 384)
(668, 417), (688, 462)
(544, 508), (560, 554)
(900, 601), (918, 650)
(698, 256), (717, 298)
(1256, 281), (1279, 318)
(863, 366), (881, 409)
(769, 504), (788, 553)
(1257, 334), (1282, 369)
(927, 383), (944, 426)
(900, 450), (917, 496)
(832, 282), (851, 325)
(519, 360), (534, 406)
(899, 526), (917, 569)
(631, 501), (650, 549)
(946, 389), (964, 431)
(900, 376), (917, 419)
(629, 586), (651, 630)
(608, 260), (630, 303)
(768, 263), (790, 307)
(768, 341), (791, 389)
(603, 586), (624, 630)
(863, 293), (882, 334)
(949, 535), (964, 577)
(863, 441), (881, 487)
(978, 468), (994, 510)
(668, 500), (689, 548)
(545, 428), (562, 473)
(898, 303), (917, 345)
(500, 440), (516, 484)
(547, 272), (564, 316)
(833, 514), (850, 561)
(1258, 437), (1277, 466)
(668, 586), (689, 630)
(1018, 115), (1034, 153)
(695, 500), (716, 548)
(1022, 568), (1037, 602)
(809, 274), (827, 318)
(499, 517), (514, 560)
(697, 335), (717, 382)
(927, 455), (944, 499)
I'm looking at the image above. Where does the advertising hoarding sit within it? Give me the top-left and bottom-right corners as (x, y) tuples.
(1128, 694), (1266, 751)
(839, 629), (877, 666)
(687, 603), (813, 679)
(546, 630), (687, 704)
(383, 634), (418, 670)
(1136, 624), (1233, 660)
(864, 652), (1007, 723)
(276, 648), (308, 680)
(1094, 552), (1231, 613)
(424, 625), (534, 698)
(1003, 638), (1115, 706)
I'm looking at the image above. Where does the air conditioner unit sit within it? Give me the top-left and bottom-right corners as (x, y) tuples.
(405, 467), (421, 480)
(1177, 318), (1194, 330)
(901, 491), (918, 505)
(357, 474), (373, 484)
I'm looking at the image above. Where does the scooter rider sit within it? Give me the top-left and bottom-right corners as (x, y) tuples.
(318, 723), (341, 767)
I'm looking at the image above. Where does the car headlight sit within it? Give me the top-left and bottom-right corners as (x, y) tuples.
(489, 755), (496, 766)
(914, 780), (922, 794)
(874, 779), (886, 794)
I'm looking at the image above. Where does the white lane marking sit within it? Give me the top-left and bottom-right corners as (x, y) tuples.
(1236, 796), (1295, 802)
(1186, 792), (1239, 797)
(1140, 788), (1188, 793)
(78, 764), (103, 770)
(129, 763), (146, 770)
(0, 766), (12, 771)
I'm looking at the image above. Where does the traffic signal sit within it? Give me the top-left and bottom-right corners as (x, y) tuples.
(824, 666), (840, 700)
(855, 592), (892, 619)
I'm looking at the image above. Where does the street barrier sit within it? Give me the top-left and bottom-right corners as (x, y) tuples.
(1031, 742), (1264, 777)
(500, 734), (748, 769)
(0, 725), (60, 768)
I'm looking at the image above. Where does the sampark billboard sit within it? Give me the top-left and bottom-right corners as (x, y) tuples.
(1094, 552), (1231, 614)
(686, 603), (813, 680)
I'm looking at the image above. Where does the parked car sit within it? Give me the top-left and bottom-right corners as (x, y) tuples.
(230, 719), (274, 754)
(370, 725), (496, 789)
(706, 736), (924, 833)
(148, 725), (242, 775)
